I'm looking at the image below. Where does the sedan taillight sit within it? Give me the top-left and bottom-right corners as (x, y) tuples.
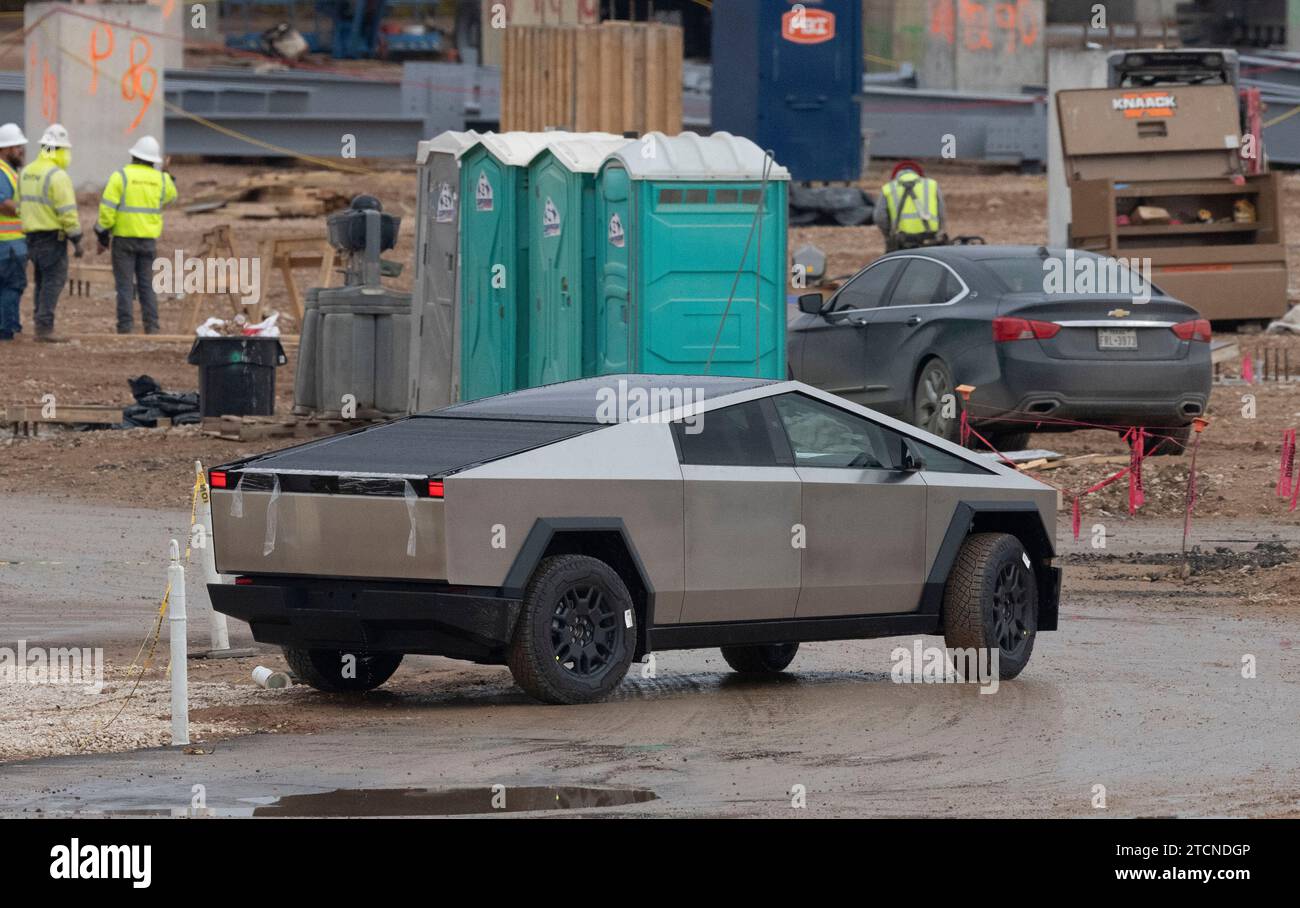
(1171, 318), (1212, 343)
(992, 316), (1061, 342)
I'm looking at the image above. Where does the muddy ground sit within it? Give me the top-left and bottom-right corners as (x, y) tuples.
(2, 499), (1297, 817)
(1, 165), (1298, 816)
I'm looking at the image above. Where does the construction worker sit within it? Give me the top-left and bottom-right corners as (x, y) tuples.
(873, 160), (947, 252)
(0, 123), (26, 341)
(20, 123), (82, 343)
(96, 136), (177, 335)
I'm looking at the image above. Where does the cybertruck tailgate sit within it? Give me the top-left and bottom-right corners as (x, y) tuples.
(209, 415), (593, 581)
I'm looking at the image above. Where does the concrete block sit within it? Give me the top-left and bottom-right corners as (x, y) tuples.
(918, 0), (1046, 93)
(24, 2), (166, 192)
(1047, 47), (1109, 247)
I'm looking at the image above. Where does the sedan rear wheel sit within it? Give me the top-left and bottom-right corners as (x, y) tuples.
(912, 358), (960, 442)
(1130, 424), (1191, 457)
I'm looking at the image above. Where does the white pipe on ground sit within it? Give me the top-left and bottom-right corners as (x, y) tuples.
(251, 666), (291, 689)
(168, 539), (190, 746)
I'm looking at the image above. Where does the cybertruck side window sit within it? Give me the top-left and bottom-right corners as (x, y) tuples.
(672, 400), (788, 467)
(771, 393), (896, 470)
(903, 438), (994, 475)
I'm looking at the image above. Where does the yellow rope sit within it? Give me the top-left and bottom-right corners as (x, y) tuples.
(75, 471), (204, 744)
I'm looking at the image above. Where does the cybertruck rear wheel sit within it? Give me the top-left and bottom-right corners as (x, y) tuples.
(941, 533), (1037, 680)
(283, 647), (403, 692)
(508, 555), (636, 704)
(720, 642), (799, 674)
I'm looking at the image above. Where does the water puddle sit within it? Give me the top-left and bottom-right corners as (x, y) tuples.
(107, 785), (658, 817)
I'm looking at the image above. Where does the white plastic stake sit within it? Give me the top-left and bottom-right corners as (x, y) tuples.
(196, 460), (230, 652)
(168, 539), (190, 746)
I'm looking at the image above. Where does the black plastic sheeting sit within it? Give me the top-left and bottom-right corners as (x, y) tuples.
(118, 375), (201, 428)
(240, 416), (596, 477)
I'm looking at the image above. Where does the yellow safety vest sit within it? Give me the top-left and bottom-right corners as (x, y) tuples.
(0, 160), (22, 242)
(20, 151), (81, 238)
(97, 163), (177, 239)
(883, 173), (942, 238)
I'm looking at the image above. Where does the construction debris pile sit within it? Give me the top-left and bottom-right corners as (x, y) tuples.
(184, 172), (355, 220)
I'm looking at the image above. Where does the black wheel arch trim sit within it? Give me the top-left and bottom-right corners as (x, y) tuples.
(921, 500), (1060, 632)
(503, 517), (657, 659)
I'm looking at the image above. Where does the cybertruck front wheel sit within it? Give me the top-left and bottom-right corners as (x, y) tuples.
(941, 533), (1038, 680)
(720, 642), (799, 673)
(283, 647), (403, 692)
(508, 555), (636, 704)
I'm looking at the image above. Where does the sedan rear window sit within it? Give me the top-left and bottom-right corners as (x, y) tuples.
(984, 255), (1161, 297)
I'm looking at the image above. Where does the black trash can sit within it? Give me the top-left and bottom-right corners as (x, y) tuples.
(187, 337), (288, 417)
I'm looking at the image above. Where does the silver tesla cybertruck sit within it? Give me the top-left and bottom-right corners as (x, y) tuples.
(207, 375), (1060, 703)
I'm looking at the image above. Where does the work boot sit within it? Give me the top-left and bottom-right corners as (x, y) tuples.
(144, 325), (161, 336)
(117, 325), (133, 335)
(34, 330), (68, 344)
(0, 332), (13, 341)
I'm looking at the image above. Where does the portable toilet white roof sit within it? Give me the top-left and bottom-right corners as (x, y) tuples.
(542, 135), (638, 173)
(606, 131), (791, 181)
(416, 129), (480, 164)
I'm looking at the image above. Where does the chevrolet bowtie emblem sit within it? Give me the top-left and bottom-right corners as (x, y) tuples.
(1108, 308), (1131, 318)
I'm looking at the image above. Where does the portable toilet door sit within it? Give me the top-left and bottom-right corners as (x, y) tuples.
(599, 132), (790, 380)
(410, 130), (478, 412)
(594, 164), (633, 375)
(457, 133), (553, 401)
(525, 136), (633, 386)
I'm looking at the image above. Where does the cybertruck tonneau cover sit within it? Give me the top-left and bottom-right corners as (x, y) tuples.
(223, 415), (595, 479)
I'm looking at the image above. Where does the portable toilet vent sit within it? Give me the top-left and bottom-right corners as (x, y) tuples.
(595, 132), (790, 380)
(525, 135), (635, 387)
(409, 129), (479, 413)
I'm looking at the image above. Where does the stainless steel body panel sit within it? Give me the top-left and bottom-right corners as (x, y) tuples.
(211, 490), (446, 581)
(793, 467), (928, 617)
(920, 471), (1058, 569)
(444, 420), (688, 623)
(678, 465), (802, 623)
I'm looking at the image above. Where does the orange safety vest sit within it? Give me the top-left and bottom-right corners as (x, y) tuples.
(0, 160), (22, 242)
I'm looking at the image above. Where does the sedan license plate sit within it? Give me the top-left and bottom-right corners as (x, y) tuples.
(1097, 328), (1137, 350)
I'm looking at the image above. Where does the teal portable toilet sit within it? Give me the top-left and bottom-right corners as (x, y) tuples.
(525, 135), (634, 387)
(595, 132), (790, 380)
(457, 132), (556, 401)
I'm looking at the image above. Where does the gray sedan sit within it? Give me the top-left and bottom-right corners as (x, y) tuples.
(789, 245), (1213, 455)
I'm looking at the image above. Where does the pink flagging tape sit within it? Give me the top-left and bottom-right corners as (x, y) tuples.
(1278, 429), (1296, 498)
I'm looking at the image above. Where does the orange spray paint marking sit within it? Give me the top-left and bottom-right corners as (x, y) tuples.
(121, 36), (157, 133)
(89, 24), (115, 96)
(41, 59), (58, 122)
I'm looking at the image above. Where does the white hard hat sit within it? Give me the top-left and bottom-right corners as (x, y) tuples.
(0, 123), (26, 149)
(129, 135), (163, 164)
(39, 123), (71, 148)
